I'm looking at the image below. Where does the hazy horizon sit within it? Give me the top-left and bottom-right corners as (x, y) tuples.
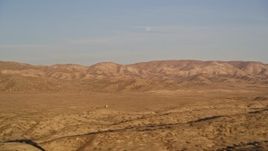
(0, 0), (268, 65)
(1, 59), (268, 67)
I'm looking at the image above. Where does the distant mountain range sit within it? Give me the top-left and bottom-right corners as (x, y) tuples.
(0, 60), (268, 92)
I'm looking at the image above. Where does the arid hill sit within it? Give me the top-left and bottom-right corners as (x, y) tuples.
(0, 60), (268, 92)
(1, 60), (268, 151)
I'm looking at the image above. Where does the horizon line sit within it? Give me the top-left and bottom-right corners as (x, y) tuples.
(0, 59), (267, 67)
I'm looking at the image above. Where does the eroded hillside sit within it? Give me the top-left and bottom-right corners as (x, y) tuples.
(0, 60), (268, 92)
(0, 60), (268, 151)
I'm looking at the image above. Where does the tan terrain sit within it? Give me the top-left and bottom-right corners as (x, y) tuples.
(0, 60), (268, 151)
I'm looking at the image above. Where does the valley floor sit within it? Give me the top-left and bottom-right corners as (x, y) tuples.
(0, 88), (268, 151)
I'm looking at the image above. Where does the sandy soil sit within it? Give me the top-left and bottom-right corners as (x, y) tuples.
(0, 87), (268, 151)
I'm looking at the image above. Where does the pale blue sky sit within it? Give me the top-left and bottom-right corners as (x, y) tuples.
(0, 0), (268, 65)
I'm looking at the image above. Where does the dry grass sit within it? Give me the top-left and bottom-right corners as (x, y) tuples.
(0, 87), (268, 150)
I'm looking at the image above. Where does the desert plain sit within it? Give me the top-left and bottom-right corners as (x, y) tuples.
(0, 60), (268, 151)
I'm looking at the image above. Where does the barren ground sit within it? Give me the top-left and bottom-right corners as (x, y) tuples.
(0, 87), (268, 151)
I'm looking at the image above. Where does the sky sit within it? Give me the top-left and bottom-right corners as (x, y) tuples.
(0, 0), (268, 65)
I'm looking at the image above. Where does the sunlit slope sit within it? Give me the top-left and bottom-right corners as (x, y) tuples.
(0, 60), (267, 92)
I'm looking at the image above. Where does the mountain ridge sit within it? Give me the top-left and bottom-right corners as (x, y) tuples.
(0, 60), (267, 92)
